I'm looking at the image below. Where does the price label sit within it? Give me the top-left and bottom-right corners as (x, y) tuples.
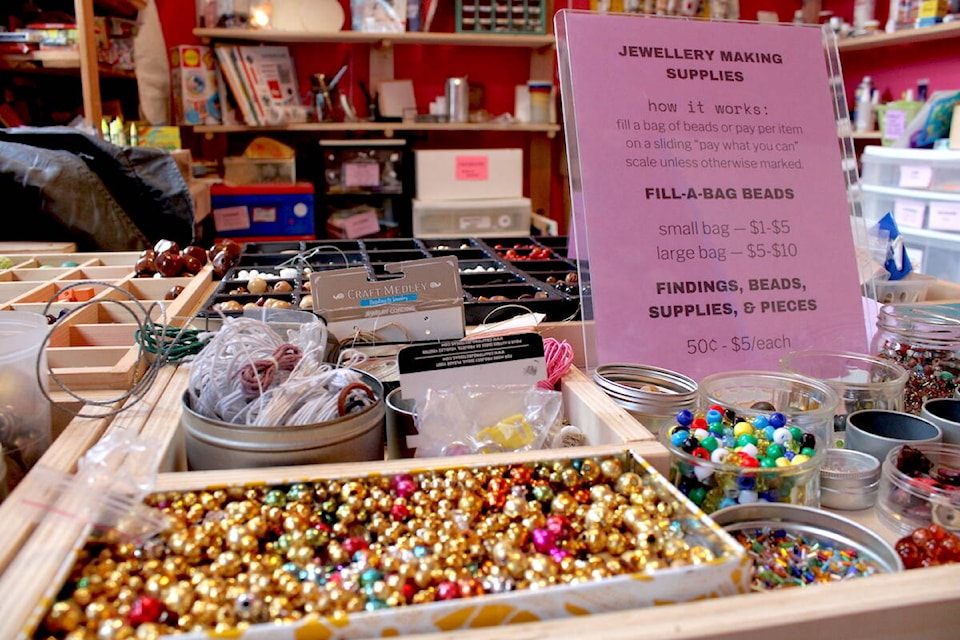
(893, 198), (926, 229)
(558, 12), (868, 378)
(899, 165), (934, 189)
(928, 200), (960, 232)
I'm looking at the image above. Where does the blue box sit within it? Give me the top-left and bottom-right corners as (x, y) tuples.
(211, 183), (315, 239)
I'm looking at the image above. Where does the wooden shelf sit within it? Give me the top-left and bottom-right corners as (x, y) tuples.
(837, 20), (960, 52)
(194, 121), (561, 135)
(0, 50), (136, 78)
(852, 130), (882, 140)
(194, 27), (555, 48)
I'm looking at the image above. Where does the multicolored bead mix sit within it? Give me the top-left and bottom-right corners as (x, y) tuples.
(895, 524), (960, 569)
(39, 456), (723, 638)
(663, 407), (820, 514)
(876, 340), (959, 414)
(732, 527), (884, 590)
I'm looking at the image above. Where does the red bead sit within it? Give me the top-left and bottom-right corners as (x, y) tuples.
(895, 537), (922, 569)
(401, 581), (417, 602)
(738, 454), (760, 468)
(391, 503), (410, 521)
(692, 417), (709, 430)
(691, 447), (710, 460)
(128, 596), (164, 625)
(436, 580), (460, 600)
(342, 536), (368, 554)
(546, 515), (570, 538)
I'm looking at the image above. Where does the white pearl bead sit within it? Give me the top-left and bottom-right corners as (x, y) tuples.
(773, 427), (793, 445)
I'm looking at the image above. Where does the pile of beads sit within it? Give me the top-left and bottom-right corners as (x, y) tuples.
(895, 523), (960, 569)
(731, 526), (885, 590)
(876, 339), (959, 414)
(38, 455), (729, 638)
(662, 407), (821, 513)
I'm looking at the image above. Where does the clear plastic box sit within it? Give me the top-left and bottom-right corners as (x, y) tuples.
(860, 146), (960, 193)
(413, 197), (531, 238)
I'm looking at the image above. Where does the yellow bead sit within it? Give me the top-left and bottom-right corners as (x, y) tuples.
(733, 421), (754, 437)
(775, 456), (791, 467)
(791, 454), (811, 465)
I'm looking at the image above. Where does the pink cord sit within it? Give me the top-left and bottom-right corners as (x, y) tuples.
(538, 338), (575, 390)
(238, 343), (303, 399)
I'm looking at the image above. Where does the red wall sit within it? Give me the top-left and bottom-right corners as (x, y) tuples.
(157, 1), (959, 233)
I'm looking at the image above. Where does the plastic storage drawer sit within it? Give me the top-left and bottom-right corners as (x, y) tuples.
(860, 146), (960, 193)
(413, 197), (531, 238)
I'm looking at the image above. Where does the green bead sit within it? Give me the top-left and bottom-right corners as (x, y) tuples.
(700, 435), (719, 452)
(275, 534), (291, 553)
(264, 489), (287, 507)
(287, 483), (312, 501)
(532, 484), (554, 502)
(942, 371), (956, 381)
(765, 443), (784, 459)
(736, 434), (759, 447)
(787, 426), (803, 441)
(688, 486), (707, 506)
(800, 447), (816, 457)
(760, 457), (777, 468)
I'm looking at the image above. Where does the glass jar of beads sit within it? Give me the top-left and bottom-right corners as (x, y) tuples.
(659, 370), (840, 514)
(873, 304), (960, 415)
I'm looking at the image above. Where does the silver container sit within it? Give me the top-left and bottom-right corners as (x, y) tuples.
(711, 503), (904, 579)
(445, 76), (469, 123)
(820, 448), (881, 510)
(181, 370), (385, 470)
(385, 387), (417, 459)
(593, 363), (697, 435)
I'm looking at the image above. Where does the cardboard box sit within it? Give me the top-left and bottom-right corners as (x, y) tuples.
(169, 44), (222, 125)
(415, 149), (523, 201)
(211, 183), (314, 238)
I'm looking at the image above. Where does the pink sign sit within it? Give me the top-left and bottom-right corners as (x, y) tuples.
(557, 12), (867, 379)
(455, 156), (490, 181)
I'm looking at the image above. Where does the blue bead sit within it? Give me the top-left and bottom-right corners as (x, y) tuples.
(676, 409), (695, 426)
(705, 409), (722, 424)
(769, 412), (787, 428)
(722, 434), (737, 448)
(670, 429), (690, 447)
(718, 497), (738, 510)
(282, 562), (299, 575)
(784, 450), (796, 461)
(759, 489), (781, 501)
(752, 415), (770, 428)
(764, 425), (776, 440)
(736, 475), (756, 490)
(414, 545), (428, 558)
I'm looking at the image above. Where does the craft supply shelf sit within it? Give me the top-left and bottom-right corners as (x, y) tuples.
(197, 235), (581, 328)
(0, 252), (212, 390)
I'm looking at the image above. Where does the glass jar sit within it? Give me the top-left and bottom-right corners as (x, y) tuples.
(659, 370), (840, 514)
(779, 350), (909, 434)
(872, 304), (960, 415)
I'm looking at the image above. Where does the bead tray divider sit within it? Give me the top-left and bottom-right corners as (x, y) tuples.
(196, 236), (581, 329)
(0, 253), (214, 391)
(0, 363), (658, 637)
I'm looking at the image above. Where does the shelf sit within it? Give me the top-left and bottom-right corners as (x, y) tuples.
(852, 130), (882, 140)
(0, 50), (136, 78)
(837, 20), (960, 52)
(194, 121), (562, 135)
(193, 28), (556, 49)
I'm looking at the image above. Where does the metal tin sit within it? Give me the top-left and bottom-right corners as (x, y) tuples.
(181, 369), (385, 471)
(445, 77), (469, 123)
(593, 363), (697, 434)
(0, 445), (7, 503)
(820, 448), (881, 510)
(711, 503), (903, 576)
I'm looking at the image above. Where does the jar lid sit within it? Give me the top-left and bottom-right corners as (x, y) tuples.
(593, 364), (697, 402)
(821, 448), (881, 486)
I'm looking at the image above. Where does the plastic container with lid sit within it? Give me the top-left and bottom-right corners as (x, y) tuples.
(593, 363), (697, 435)
(877, 442), (960, 536)
(820, 448), (882, 510)
(659, 371), (840, 514)
(860, 146), (960, 192)
(872, 303), (960, 414)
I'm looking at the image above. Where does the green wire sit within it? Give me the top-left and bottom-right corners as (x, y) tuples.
(135, 322), (208, 362)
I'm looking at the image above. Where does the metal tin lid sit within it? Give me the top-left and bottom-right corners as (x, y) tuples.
(820, 448), (881, 486)
(593, 363), (697, 405)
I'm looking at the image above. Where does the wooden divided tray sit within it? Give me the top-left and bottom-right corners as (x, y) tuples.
(0, 253), (212, 391)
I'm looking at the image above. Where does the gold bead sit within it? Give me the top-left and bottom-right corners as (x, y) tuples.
(163, 581), (195, 616)
(43, 600), (83, 633)
(71, 587), (92, 607)
(135, 622), (164, 640)
(579, 527), (608, 554)
(550, 492), (577, 517)
(615, 471), (644, 495)
(600, 457), (624, 482)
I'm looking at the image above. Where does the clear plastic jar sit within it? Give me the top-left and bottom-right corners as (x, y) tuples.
(660, 370), (840, 514)
(872, 304), (960, 415)
(779, 350), (909, 433)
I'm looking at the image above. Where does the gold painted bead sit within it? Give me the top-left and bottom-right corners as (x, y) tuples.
(615, 471), (644, 495)
(42, 600), (83, 633)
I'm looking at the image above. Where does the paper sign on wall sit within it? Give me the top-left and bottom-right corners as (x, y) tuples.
(556, 11), (868, 379)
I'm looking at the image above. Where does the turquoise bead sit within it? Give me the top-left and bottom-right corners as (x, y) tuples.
(751, 415), (770, 428)
(361, 568), (384, 585)
(670, 429), (690, 447)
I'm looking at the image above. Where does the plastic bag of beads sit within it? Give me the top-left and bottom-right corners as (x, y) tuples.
(414, 384), (563, 458)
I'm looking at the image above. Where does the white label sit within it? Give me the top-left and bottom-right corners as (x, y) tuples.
(212, 205), (250, 232)
(892, 198), (926, 229)
(899, 164), (934, 189)
(251, 206), (277, 223)
(928, 201), (960, 231)
(458, 215), (493, 231)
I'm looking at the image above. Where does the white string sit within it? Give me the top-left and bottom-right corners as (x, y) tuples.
(187, 316), (374, 426)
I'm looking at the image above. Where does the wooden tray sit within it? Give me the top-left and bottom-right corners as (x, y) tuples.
(0, 253), (212, 391)
(0, 363), (654, 636)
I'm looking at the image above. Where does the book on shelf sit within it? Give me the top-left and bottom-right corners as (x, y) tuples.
(214, 44), (303, 127)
